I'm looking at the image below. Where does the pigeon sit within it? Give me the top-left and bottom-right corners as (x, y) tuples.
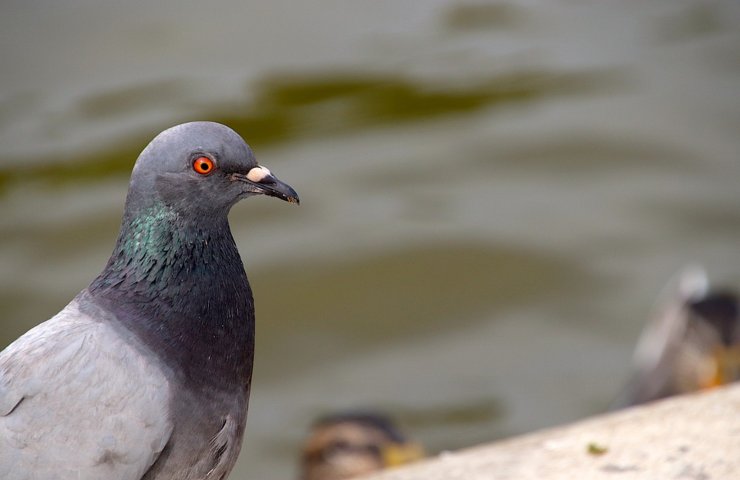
(614, 266), (740, 408)
(300, 411), (425, 480)
(0, 121), (299, 480)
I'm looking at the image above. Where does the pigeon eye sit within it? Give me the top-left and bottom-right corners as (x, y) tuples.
(193, 157), (214, 175)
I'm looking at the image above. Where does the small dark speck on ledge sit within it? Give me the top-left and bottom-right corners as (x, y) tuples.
(587, 442), (608, 456)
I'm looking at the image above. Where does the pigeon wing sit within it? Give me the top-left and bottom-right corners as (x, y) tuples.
(0, 297), (173, 480)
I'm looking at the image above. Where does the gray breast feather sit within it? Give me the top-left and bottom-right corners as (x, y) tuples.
(0, 299), (173, 480)
(205, 414), (240, 479)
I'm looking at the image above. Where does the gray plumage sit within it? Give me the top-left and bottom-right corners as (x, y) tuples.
(0, 122), (298, 479)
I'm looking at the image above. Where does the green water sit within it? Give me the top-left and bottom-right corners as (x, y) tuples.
(1, 1), (739, 478)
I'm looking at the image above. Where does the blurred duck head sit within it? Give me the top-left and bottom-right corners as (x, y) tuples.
(300, 411), (425, 480)
(617, 266), (740, 408)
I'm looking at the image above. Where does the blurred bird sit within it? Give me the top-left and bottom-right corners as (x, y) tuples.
(614, 266), (740, 408)
(300, 412), (425, 480)
(0, 122), (298, 479)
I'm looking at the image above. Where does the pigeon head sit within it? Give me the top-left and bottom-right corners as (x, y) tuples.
(92, 121), (298, 314)
(126, 121), (298, 219)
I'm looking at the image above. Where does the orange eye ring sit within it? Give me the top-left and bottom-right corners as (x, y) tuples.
(193, 156), (214, 175)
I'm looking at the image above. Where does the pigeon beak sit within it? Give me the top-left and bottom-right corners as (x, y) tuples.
(232, 166), (300, 204)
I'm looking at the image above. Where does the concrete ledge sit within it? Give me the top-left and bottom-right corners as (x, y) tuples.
(366, 384), (740, 480)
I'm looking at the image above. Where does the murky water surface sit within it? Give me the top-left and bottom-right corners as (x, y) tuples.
(1, 1), (739, 478)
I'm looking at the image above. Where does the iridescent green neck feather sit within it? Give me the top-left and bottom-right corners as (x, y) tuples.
(89, 202), (254, 389)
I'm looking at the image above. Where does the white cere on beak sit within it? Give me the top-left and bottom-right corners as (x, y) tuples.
(246, 166), (272, 183)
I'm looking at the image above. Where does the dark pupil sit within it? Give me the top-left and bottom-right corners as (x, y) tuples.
(199, 162), (209, 171)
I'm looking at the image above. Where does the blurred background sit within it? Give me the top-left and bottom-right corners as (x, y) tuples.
(1, 0), (739, 478)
